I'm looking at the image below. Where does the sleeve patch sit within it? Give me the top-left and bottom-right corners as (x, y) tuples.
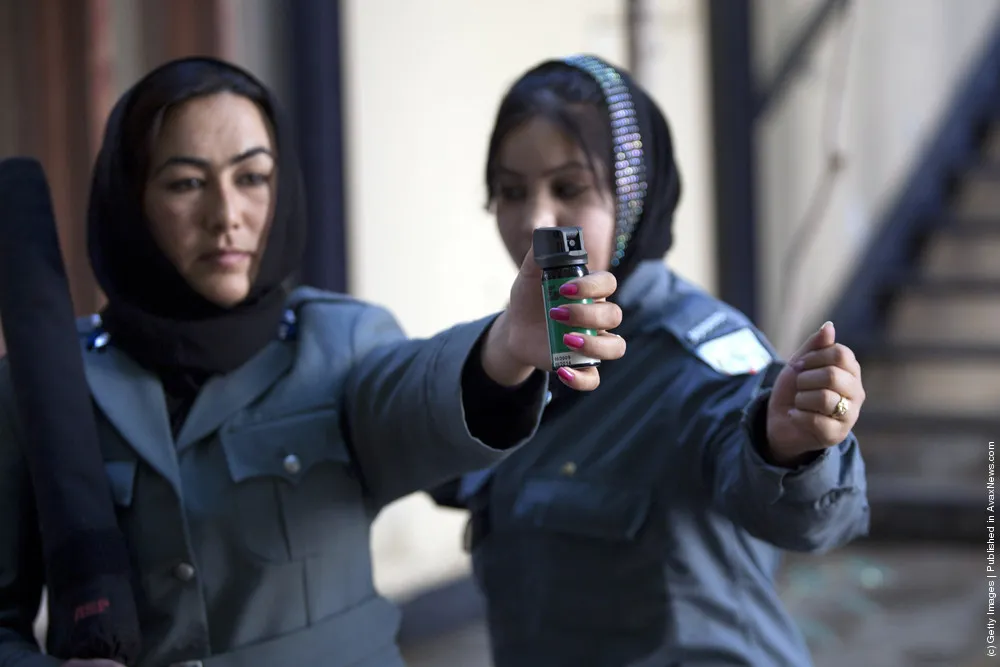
(694, 327), (773, 376)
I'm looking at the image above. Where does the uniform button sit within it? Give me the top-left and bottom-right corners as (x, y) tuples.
(560, 461), (577, 477)
(283, 454), (301, 475)
(174, 562), (196, 582)
(91, 331), (110, 350)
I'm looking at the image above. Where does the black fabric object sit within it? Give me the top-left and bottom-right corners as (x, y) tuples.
(89, 56), (309, 383)
(0, 158), (141, 664)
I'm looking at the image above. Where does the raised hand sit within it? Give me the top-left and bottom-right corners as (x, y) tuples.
(765, 321), (865, 465)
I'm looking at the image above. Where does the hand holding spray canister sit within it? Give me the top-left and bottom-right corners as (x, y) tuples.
(533, 226), (601, 370)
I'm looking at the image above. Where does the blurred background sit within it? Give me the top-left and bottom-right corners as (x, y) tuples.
(2, 0), (999, 664)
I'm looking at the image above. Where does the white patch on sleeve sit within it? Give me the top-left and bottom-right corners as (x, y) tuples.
(694, 327), (773, 376)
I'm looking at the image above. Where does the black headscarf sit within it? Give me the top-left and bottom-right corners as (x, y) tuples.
(88, 57), (307, 392)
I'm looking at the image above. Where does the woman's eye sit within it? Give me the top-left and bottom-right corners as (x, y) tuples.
(167, 178), (203, 193)
(554, 183), (587, 199)
(497, 185), (526, 201)
(237, 172), (269, 187)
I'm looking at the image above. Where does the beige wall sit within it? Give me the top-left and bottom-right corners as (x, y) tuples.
(755, 0), (1000, 354)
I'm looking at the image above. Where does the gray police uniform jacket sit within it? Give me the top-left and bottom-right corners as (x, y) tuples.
(0, 287), (547, 667)
(460, 261), (869, 667)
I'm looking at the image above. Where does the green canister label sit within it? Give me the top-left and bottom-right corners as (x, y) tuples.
(542, 275), (600, 369)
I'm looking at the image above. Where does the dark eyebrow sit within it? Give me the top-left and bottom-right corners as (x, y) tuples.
(496, 161), (589, 178)
(153, 146), (274, 176)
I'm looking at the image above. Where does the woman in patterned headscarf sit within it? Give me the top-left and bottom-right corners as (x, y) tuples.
(431, 55), (870, 667)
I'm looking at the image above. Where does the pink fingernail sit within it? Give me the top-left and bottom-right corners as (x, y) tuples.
(557, 367), (575, 382)
(549, 307), (570, 321)
(559, 283), (579, 296)
(563, 334), (585, 349)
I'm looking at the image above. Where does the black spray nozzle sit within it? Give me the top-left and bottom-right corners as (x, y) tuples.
(532, 226), (588, 269)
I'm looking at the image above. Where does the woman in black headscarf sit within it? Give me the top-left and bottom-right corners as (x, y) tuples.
(431, 55), (870, 667)
(0, 56), (627, 667)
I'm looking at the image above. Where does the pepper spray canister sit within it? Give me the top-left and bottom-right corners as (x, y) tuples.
(533, 226), (601, 370)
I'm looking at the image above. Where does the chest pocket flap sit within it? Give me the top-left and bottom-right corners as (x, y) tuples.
(218, 408), (365, 563)
(512, 477), (652, 542)
(220, 408), (350, 484)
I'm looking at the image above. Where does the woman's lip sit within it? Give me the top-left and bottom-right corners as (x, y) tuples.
(202, 249), (251, 258)
(201, 250), (252, 268)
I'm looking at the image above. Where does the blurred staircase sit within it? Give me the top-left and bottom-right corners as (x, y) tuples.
(846, 118), (1000, 543)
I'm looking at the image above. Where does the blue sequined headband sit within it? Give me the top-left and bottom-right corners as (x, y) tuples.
(562, 55), (648, 268)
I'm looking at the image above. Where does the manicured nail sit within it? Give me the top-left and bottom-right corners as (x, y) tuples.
(820, 321), (833, 332)
(563, 334), (585, 349)
(549, 307), (570, 321)
(556, 367), (575, 382)
(559, 283), (579, 296)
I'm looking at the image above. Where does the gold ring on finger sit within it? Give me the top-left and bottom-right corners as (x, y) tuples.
(831, 395), (849, 420)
